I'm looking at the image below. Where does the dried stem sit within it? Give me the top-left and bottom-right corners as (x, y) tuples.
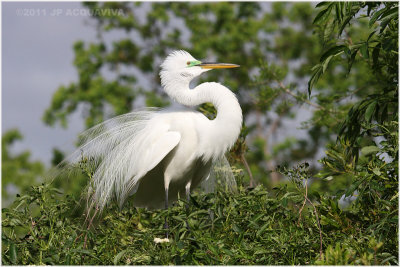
(297, 178), (323, 259)
(83, 205), (99, 249)
(344, 30), (363, 58)
(275, 79), (343, 123)
(275, 79), (323, 110)
(241, 153), (255, 187)
(297, 178), (308, 226)
(307, 198), (323, 259)
(74, 233), (84, 243)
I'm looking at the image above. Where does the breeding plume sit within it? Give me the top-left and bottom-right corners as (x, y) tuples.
(54, 50), (242, 212)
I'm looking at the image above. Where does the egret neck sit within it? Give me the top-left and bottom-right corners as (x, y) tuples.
(160, 72), (243, 160)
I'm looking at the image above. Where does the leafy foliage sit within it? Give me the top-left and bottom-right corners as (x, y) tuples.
(310, 1), (399, 262)
(2, 181), (397, 265)
(2, 130), (44, 206)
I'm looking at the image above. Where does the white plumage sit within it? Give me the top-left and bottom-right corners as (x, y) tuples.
(53, 50), (242, 211)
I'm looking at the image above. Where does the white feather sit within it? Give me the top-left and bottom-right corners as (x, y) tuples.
(49, 50), (242, 211)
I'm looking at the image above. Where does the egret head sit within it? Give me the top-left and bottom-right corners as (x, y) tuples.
(160, 50), (239, 85)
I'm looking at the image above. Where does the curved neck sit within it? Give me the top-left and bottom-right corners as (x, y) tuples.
(161, 72), (243, 159)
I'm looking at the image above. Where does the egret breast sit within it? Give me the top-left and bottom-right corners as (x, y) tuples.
(162, 111), (203, 183)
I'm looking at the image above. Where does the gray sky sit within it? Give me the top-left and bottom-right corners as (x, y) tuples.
(2, 2), (98, 165)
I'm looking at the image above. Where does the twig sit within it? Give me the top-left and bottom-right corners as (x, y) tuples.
(83, 205), (99, 249)
(74, 233), (84, 243)
(306, 198), (323, 259)
(241, 153), (255, 188)
(297, 178), (323, 259)
(79, 205), (99, 263)
(275, 79), (324, 110)
(297, 178), (308, 226)
(275, 79), (344, 123)
(251, 70), (345, 116)
(344, 30), (363, 58)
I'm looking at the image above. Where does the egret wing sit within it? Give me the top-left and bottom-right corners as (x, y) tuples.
(90, 122), (181, 210)
(47, 109), (181, 211)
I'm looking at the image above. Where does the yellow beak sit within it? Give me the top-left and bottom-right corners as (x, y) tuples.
(198, 62), (240, 69)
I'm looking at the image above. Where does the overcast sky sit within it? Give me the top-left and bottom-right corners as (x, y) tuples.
(2, 2), (99, 165)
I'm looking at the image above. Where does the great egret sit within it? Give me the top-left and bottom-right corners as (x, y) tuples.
(53, 50), (242, 215)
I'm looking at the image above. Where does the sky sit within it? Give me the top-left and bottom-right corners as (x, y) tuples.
(2, 2), (98, 165)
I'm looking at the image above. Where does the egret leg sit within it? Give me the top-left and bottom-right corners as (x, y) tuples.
(164, 187), (169, 238)
(185, 182), (191, 231)
(185, 182), (191, 209)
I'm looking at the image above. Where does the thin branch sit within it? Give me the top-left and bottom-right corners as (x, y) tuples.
(297, 178), (308, 226)
(296, 178), (323, 259)
(306, 198), (323, 259)
(344, 30), (363, 58)
(74, 233), (84, 243)
(275, 79), (345, 123)
(84, 205), (99, 249)
(275, 79), (324, 110)
(241, 153), (255, 188)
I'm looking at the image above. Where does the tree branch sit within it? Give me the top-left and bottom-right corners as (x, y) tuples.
(297, 178), (308, 226)
(297, 178), (323, 259)
(307, 197), (323, 259)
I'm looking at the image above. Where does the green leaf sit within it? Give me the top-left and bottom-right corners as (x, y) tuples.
(313, 6), (331, 24)
(315, 2), (331, 8)
(281, 197), (288, 207)
(65, 254), (71, 265)
(188, 209), (209, 218)
(320, 45), (346, 62)
(308, 64), (323, 96)
(70, 249), (100, 260)
(366, 30), (376, 42)
(372, 45), (380, 67)
(256, 223), (270, 237)
(369, 7), (387, 27)
(360, 43), (369, 59)
(345, 178), (364, 197)
(347, 49), (358, 74)
(338, 15), (353, 35)
(379, 6), (398, 21)
(322, 55), (333, 73)
(372, 167), (381, 176)
(364, 101), (377, 121)
(9, 243), (17, 265)
(113, 249), (127, 265)
(380, 12), (397, 33)
(232, 223), (243, 233)
(361, 146), (380, 156)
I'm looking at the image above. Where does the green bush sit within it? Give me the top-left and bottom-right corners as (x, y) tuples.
(2, 173), (397, 265)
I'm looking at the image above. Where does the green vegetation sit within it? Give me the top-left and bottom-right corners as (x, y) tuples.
(2, 1), (398, 265)
(2, 130), (44, 207)
(1, 181), (395, 265)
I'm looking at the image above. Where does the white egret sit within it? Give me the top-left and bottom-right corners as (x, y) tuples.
(53, 50), (242, 215)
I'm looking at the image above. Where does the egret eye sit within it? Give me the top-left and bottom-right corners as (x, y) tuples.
(187, 61), (190, 66)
